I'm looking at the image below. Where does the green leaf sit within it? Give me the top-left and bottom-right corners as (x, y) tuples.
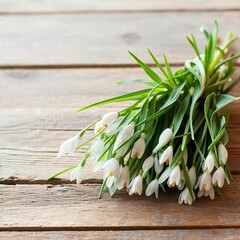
(147, 49), (168, 79)
(173, 94), (190, 135)
(76, 88), (152, 112)
(223, 76), (240, 94)
(170, 146), (182, 168)
(128, 51), (162, 83)
(189, 81), (202, 139)
(136, 82), (186, 126)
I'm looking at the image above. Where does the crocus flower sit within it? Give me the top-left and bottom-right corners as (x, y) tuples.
(159, 145), (173, 165)
(212, 167), (225, 187)
(57, 134), (80, 158)
(129, 175), (143, 195)
(218, 144), (228, 165)
(131, 133), (146, 159)
(153, 128), (173, 153)
(70, 164), (84, 184)
(146, 179), (159, 198)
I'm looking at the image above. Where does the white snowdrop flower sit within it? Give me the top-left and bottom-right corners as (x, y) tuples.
(101, 112), (118, 128)
(93, 159), (106, 172)
(116, 166), (130, 190)
(57, 134), (80, 158)
(146, 179), (159, 198)
(154, 154), (164, 175)
(106, 176), (116, 188)
(116, 141), (131, 159)
(167, 165), (181, 187)
(102, 158), (120, 179)
(212, 167), (225, 188)
(89, 138), (105, 160)
(177, 170), (185, 190)
(129, 175), (143, 195)
(178, 187), (195, 205)
(158, 167), (172, 184)
(131, 133), (146, 159)
(94, 121), (103, 134)
(203, 152), (215, 173)
(183, 148), (188, 164)
(105, 117), (123, 136)
(159, 145), (173, 165)
(70, 164), (84, 184)
(153, 128), (173, 153)
(199, 172), (212, 192)
(116, 122), (135, 143)
(218, 144), (228, 165)
(188, 165), (197, 186)
(142, 156), (154, 172)
(197, 185), (215, 200)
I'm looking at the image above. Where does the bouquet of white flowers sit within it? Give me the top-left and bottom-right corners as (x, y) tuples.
(49, 22), (240, 205)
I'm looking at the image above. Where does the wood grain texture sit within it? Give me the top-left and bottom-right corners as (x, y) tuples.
(1, 230), (240, 240)
(0, 13), (239, 66)
(0, 0), (239, 13)
(1, 179), (240, 228)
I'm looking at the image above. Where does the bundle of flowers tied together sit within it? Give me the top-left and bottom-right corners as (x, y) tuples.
(50, 22), (240, 205)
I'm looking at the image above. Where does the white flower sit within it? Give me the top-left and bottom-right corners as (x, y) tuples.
(105, 117), (123, 136)
(106, 176), (116, 188)
(142, 156), (154, 172)
(131, 133), (146, 159)
(146, 179), (159, 198)
(116, 166), (130, 190)
(129, 175), (143, 195)
(159, 145), (173, 165)
(57, 134), (80, 158)
(178, 187), (195, 205)
(158, 167), (172, 184)
(198, 172), (212, 192)
(203, 152), (215, 173)
(218, 144), (228, 165)
(70, 164), (84, 184)
(101, 112), (118, 127)
(93, 160), (106, 172)
(177, 170), (185, 190)
(89, 138), (105, 160)
(153, 128), (173, 153)
(154, 154), (164, 175)
(102, 158), (120, 179)
(167, 165), (181, 187)
(212, 167), (225, 187)
(116, 122), (135, 143)
(94, 112), (118, 134)
(197, 185), (215, 200)
(188, 165), (197, 186)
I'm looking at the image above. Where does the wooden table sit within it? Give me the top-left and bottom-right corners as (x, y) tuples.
(0, 1), (240, 239)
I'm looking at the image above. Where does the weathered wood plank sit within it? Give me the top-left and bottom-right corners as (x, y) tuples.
(0, 0), (239, 13)
(0, 13), (239, 66)
(1, 180), (239, 228)
(1, 229), (240, 240)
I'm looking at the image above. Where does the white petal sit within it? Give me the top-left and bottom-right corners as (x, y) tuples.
(153, 128), (173, 153)
(101, 112), (118, 127)
(57, 134), (80, 158)
(142, 156), (154, 172)
(203, 152), (215, 173)
(131, 134), (146, 159)
(218, 144), (228, 165)
(159, 145), (173, 165)
(158, 167), (171, 184)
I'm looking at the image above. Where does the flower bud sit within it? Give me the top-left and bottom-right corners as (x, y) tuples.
(153, 128), (173, 153)
(218, 144), (228, 165)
